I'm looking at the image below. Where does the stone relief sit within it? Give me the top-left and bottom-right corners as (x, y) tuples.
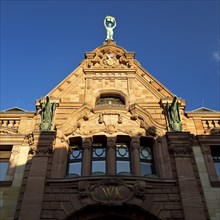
(78, 178), (146, 205)
(69, 112), (146, 137)
(87, 48), (132, 69)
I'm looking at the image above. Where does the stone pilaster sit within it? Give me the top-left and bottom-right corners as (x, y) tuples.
(131, 137), (141, 176)
(82, 138), (92, 176)
(167, 132), (207, 220)
(107, 137), (116, 175)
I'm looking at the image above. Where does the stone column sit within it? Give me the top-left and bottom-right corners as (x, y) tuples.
(167, 132), (206, 220)
(82, 138), (92, 176)
(131, 137), (141, 176)
(107, 137), (116, 175)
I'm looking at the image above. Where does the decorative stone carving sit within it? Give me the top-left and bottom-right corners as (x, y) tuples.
(26, 133), (34, 146)
(90, 178), (133, 204)
(134, 181), (146, 199)
(0, 127), (18, 134)
(86, 48), (133, 69)
(11, 147), (20, 155)
(78, 181), (90, 198)
(201, 145), (211, 155)
(29, 146), (53, 156)
(77, 178), (147, 205)
(105, 124), (116, 134)
(169, 144), (193, 157)
(98, 113), (104, 124)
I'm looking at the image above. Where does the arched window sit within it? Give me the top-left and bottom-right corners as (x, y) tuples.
(96, 94), (125, 107)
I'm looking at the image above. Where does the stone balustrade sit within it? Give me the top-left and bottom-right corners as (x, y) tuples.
(0, 119), (20, 129)
(202, 120), (220, 130)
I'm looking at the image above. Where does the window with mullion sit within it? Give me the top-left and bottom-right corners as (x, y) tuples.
(91, 143), (106, 175)
(67, 145), (82, 177)
(116, 143), (131, 175)
(139, 146), (154, 177)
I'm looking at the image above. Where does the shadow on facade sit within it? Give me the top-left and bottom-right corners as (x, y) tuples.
(15, 126), (214, 220)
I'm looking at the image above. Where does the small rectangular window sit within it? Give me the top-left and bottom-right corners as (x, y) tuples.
(139, 146), (155, 177)
(91, 143), (106, 175)
(210, 146), (220, 180)
(0, 146), (12, 181)
(67, 145), (82, 177)
(116, 143), (131, 175)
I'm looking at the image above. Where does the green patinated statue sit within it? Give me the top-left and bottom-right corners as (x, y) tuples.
(166, 96), (182, 132)
(40, 96), (56, 131)
(104, 15), (116, 41)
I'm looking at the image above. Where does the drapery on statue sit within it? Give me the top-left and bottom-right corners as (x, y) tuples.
(40, 96), (56, 131)
(166, 96), (182, 132)
(104, 15), (116, 41)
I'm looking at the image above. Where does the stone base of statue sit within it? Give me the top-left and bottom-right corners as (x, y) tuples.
(40, 120), (53, 131)
(169, 122), (182, 132)
(103, 39), (116, 45)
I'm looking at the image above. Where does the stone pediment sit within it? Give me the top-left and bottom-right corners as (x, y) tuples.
(85, 45), (135, 69)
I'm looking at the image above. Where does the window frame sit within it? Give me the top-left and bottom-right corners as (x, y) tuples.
(91, 142), (107, 176)
(199, 135), (220, 187)
(67, 137), (83, 178)
(210, 145), (220, 182)
(139, 137), (156, 177)
(95, 91), (128, 110)
(0, 145), (13, 185)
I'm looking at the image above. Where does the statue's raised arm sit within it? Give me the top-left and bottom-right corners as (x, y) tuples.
(104, 16), (116, 41)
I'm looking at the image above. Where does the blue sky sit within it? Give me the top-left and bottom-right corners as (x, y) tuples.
(1, 0), (220, 112)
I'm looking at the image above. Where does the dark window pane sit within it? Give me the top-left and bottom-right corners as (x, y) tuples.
(68, 162), (81, 176)
(92, 161), (106, 174)
(0, 162), (9, 181)
(140, 162), (153, 176)
(116, 161), (130, 174)
(210, 146), (220, 180)
(214, 163), (220, 180)
(96, 96), (125, 106)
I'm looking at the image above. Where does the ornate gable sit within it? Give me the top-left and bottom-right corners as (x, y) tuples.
(37, 41), (180, 137)
(86, 44), (134, 69)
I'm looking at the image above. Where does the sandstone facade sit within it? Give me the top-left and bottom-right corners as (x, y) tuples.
(0, 41), (220, 220)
